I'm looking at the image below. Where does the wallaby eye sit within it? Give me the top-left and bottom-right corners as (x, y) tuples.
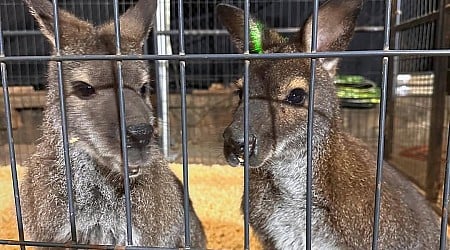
(285, 88), (307, 106)
(72, 81), (96, 99)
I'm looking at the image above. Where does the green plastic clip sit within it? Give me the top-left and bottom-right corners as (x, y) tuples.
(249, 21), (264, 54)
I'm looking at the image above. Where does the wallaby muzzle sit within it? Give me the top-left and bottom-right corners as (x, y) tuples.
(223, 96), (284, 168)
(126, 123), (153, 148)
(223, 126), (257, 167)
(125, 123), (154, 177)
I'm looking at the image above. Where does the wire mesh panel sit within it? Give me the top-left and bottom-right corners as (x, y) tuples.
(166, 0), (385, 89)
(0, 0), (141, 165)
(0, 0), (386, 166)
(1, 0), (204, 248)
(1, 0), (139, 89)
(165, 0), (386, 164)
(386, 0), (448, 192)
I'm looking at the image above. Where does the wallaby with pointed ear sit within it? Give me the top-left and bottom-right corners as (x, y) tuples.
(20, 0), (206, 248)
(219, 0), (443, 249)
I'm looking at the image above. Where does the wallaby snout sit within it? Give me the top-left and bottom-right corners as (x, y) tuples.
(223, 126), (257, 166)
(126, 123), (153, 148)
(126, 123), (154, 177)
(223, 98), (282, 168)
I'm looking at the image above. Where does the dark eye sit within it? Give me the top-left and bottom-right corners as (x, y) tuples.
(285, 88), (307, 106)
(72, 81), (96, 99)
(140, 82), (153, 97)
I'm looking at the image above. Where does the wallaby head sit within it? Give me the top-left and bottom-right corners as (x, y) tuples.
(219, 0), (362, 168)
(25, 0), (158, 179)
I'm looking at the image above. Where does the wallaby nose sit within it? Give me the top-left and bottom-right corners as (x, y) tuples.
(223, 127), (257, 164)
(126, 123), (153, 148)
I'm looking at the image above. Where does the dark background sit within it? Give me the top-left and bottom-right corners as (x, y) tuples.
(1, 0), (385, 90)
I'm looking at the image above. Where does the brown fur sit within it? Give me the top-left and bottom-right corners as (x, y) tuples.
(219, 0), (443, 249)
(20, 0), (206, 248)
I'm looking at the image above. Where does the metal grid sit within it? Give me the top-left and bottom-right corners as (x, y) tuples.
(385, 0), (449, 202)
(166, 0), (385, 90)
(0, 0), (450, 249)
(0, 0), (141, 165)
(165, 0), (386, 164)
(0, 0), (139, 89)
(0, 0), (387, 166)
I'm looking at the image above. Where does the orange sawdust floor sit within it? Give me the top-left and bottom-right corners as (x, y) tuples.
(0, 165), (262, 250)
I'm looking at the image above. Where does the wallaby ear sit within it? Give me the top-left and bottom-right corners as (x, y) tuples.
(217, 4), (284, 53)
(298, 0), (363, 72)
(100, 0), (157, 49)
(24, 0), (94, 48)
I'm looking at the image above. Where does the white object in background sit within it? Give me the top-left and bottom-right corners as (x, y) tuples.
(155, 0), (172, 158)
(395, 72), (434, 96)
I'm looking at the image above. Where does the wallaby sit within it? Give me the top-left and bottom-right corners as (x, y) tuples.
(219, 0), (444, 249)
(20, 0), (206, 248)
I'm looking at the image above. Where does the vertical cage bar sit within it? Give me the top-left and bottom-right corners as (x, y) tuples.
(112, 0), (133, 245)
(243, 0), (250, 249)
(372, 0), (393, 249)
(52, 0), (78, 243)
(243, 60), (250, 250)
(0, 18), (25, 250)
(439, 123), (450, 250)
(178, 0), (191, 247)
(306, 0), (320, 249)
(154, 0), (171, 158)
(152, 53), (167, 156)
(385, 0), (401, 160)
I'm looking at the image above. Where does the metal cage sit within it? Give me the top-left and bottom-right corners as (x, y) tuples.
(385, 0), (450, 203)
(0, 0), (387, 165)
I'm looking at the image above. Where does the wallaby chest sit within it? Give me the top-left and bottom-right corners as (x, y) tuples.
(56, 162), (144, 245)
(56, 213), (143, 246)
(248, 161), (340, 250)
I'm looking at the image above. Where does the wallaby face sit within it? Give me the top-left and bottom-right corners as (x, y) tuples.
(219, 1), (443, 249)
(223, 55), (339, 167)
(21, 0), (207, 247)
(62, 59), (155, 179)
(220, 0), (360, 168)
(27, 0), (157, 179)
